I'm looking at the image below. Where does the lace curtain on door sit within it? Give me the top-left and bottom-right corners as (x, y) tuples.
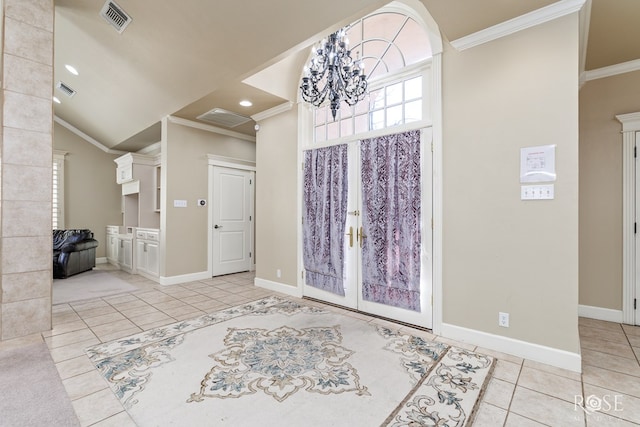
(361, 130), (421, 311)
(302, 144), (349, 295)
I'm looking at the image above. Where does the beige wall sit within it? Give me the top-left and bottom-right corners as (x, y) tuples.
(441, 15), (580, 353)
(255, 109), (299, 286)
(53, 123), (122, 258)
(578, 71), (640, 310)
(252, 14), (582, 355)
(1, 0), (54, 340)
(162, 120), (256, 278)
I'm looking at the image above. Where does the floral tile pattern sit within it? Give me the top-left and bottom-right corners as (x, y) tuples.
(85, 297), (493, 426)
(95, 335), (185, 408)
(384, 347), (495, 427)
(187, 325), (369, 403)
(86, 296), (287, 362)
(377, 326), (449, 383)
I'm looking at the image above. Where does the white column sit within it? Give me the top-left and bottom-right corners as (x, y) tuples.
(616, 112), (640, 325)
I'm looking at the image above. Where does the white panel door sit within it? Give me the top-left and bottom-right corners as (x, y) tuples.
(212, 166), (253, 276)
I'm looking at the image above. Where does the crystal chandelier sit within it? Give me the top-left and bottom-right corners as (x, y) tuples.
(300, 27), (368, 120)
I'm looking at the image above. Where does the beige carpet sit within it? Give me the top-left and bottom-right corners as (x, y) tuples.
(0, 342), (79, 427)
(53, 269), (138, 304)
(86, 297), (494, 426)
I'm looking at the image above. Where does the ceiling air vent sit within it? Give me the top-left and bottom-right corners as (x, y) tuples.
(56, 81), (76, 98)
(197, 108), (252, 128)
(100, 1), (132, 33)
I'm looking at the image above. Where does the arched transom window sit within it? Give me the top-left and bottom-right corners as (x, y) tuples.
(313, 9), (432, 143)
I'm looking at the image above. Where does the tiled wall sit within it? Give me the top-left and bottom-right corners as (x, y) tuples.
(0, 0), (54, 340)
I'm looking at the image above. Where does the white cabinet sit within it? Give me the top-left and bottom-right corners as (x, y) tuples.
(106, 226), (119, 265)
(114, 153), (161, 229)
(135, 228), (159, 278)
(117, 236), (133, 273)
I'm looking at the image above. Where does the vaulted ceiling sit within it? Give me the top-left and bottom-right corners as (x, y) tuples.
(53, 0), (640, 152)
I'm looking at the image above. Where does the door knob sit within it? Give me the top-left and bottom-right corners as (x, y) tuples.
(214, 225), (223, 229)
(345, 226), (353, 247)
(358, 227), (367, 248)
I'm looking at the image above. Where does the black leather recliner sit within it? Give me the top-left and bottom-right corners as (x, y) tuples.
(53, 229), (99, 279)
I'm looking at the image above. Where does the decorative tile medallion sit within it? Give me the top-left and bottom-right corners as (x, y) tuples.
(187, 325), (369, 403)
(85, 297), (494, 426)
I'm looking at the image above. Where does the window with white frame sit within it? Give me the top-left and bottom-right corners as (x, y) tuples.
(313, 10), (432, 143)
(53, 151), (66, 229)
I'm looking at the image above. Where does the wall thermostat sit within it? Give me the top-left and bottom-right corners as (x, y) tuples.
(197, 199), (207, 207)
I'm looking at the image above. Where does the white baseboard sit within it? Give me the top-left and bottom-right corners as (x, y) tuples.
(95, 257), (107, 264)
(136, 271), (160, 284)
(578, 304), (623, 323)
(159, 271), (210, 286)
(254, 277), (302, 298)
(441, 323), (582, 373)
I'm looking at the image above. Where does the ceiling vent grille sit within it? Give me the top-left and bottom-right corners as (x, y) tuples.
(197, 108), (252, 128)
(56, 81), (76, 98)
(100, 1), (132, 33)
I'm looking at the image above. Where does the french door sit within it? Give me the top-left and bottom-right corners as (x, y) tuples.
(302, 129), (433, 328)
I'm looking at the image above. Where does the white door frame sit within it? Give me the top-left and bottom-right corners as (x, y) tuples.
(298, 123), (437, 329)
(618, 112), (640, 325)
(207, 155), (256, 276)
(295, 53), (443, 333)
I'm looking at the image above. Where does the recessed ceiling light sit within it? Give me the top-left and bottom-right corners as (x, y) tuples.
(65, 64), (79, 75)
(239, 100), (252, 107)
(53, 96), (61, 104)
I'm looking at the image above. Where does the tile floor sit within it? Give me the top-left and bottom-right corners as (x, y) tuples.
(3, 265), (640, 426)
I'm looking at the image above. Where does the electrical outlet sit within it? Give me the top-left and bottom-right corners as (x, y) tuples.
(276, 269), (282, 278)
(498, 312), (510, 328)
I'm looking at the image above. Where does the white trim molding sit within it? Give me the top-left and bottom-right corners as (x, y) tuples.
(137, 141), (161, 155)
(617, 112), (640, 325)
(578, 0), (591, 86)
(441, 323), (582, 372)
(159, 271), (210, 286)
(251, 102), (293, 123)
(451, 0), (586, 51)
(207, 154), (256, 171)
(585, 59), (640, 82)
(578, 304), (623, 323)
(255, 277), (303, 298)
(431, 52), (443, 336)
(54, 116), (127, 155)
(168, 116), (256, 142)
(617, 112), (640, 132)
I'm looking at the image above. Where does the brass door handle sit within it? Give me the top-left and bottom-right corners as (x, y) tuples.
(358, 227), (367, 248)
(345, 226), (353, 247)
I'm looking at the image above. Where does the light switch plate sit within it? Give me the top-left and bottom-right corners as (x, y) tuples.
(173, 199), (187, 208)
(521, 184), (554, 200)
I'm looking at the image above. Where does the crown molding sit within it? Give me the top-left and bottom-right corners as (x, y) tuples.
(251, 101), (293, 122)
(578, 0), (591, 77)
(167, 116), (256, 142)
(616, 112), (640, 132)
(584, 58), (640, 82)
(136, 141), (161, 155)
(54, 116), (127, 155)
(450, 0), (586, 51)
